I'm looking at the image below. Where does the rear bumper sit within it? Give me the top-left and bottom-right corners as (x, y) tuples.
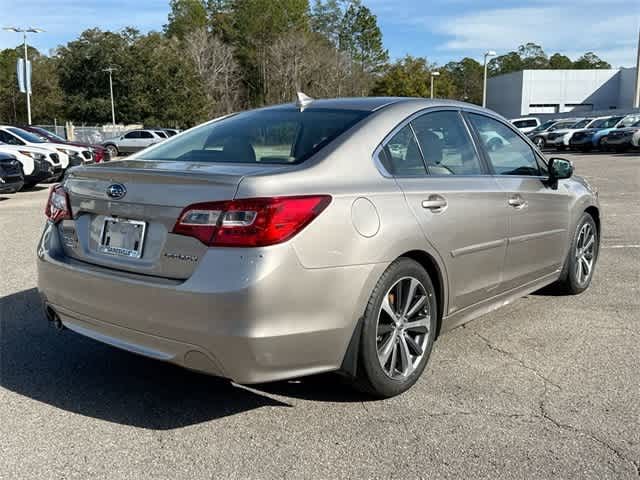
(37, 222), (383, 383)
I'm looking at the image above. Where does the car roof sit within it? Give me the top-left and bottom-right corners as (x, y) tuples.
(263, 97), (484, 113)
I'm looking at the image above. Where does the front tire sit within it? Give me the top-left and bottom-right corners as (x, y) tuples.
(553, 213), (599, 294)
(354, 258), (437, 398)
(534, 137), (545, 149)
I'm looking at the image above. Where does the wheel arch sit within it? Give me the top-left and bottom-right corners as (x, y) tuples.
(584, 205), (600, 236)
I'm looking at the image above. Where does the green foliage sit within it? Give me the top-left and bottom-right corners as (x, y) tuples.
(573, 52), (611, 69)
(490, 43), (612, 76)
(444, 57), (483, 105)
(372, 56), (431, 97)
(165, 0), (208, 39)
(339, 2), (388, 73)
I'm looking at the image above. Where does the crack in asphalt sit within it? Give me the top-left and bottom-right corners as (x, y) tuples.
(467, 327), (639, 477)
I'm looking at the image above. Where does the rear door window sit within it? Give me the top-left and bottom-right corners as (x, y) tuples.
(139, 131), (154, 139)
(378, 125), (426, 176)
(411, 110), (483, 175)
(124, 131), (140, 139)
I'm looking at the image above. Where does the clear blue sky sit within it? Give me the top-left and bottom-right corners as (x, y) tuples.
(1, 0), (638, 67)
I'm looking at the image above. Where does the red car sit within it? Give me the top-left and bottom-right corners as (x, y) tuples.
(18, 126), (110, 163)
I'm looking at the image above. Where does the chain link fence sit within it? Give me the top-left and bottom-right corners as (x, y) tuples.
(35, 123), (143, 144)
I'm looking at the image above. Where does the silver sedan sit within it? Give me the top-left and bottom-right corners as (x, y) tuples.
(38, 97), (600, 398)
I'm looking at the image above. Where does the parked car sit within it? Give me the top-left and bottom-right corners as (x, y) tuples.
(0, 152), (24, 194)
(0, 126), (71, 171)
(510, 117), (540, 133)
(38, 97), (600, 398)
(603, 120), (640, 152)
(569, 116), (624, 151)
(162, 128), (181, 137)
(0, 142), (62, 187)
(19, 125), (109, 164)
(527, 119), (581, 149)
(101, 129), (167, 158)
(591, 114), (640, 150)
(631, 125), (640, 149)
(548, 118), (601, 150)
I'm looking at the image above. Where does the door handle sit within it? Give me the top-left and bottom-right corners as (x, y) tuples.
(508, 195), (527, 209)
(422, 196), (448, 211)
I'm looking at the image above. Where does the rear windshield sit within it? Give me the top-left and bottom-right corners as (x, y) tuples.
(513, 119), (538, 128)
(137, 108), (370, 164)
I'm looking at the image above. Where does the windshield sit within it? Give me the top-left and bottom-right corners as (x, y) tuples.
(530, 120), (557, 133)
(589, 117), (623, 129)
(571, 119), (591, 129)
(8, 127), (46, 143)
(138, 108), (370, 164)
(550, 122), (576, 131)
(33, 127), (67, 142)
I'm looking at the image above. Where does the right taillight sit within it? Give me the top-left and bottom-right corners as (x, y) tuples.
(172, 195), (332, 247)
(45, 184), (72, 223)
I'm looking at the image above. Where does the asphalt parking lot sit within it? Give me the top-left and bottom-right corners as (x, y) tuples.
(1, 152), (638, 479)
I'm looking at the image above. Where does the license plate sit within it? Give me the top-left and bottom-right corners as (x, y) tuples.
(98, 217), (147, 258)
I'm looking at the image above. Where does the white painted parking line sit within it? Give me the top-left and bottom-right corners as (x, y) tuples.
(602, 245), (640, 249)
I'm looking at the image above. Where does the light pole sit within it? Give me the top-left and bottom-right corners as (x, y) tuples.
(430, 71), (440, 99)
(3, 26), (45, 125)
(482, 50), (496, 108)
(102, 67), (117, 126)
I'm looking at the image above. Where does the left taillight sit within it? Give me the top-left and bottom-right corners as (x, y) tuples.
(172, 195), (332, 247)
(45, 184), (72, 223)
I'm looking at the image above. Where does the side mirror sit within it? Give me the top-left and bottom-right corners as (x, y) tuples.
(549, 157), (573, 180)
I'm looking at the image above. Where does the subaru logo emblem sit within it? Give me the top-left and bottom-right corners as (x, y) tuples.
(106, 183), (126, 200)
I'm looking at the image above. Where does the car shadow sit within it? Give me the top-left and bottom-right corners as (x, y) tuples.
(0, 288), (293, 430)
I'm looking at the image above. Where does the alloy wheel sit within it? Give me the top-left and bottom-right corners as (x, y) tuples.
(376, 276), (431, 379)
(575, 223), (596, 285)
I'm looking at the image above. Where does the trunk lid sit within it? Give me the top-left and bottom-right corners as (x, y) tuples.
(59, 159), (284, 279)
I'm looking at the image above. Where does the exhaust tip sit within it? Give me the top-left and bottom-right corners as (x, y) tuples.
(44, 305), (65, 331)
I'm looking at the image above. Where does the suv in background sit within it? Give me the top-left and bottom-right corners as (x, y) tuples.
(19, 126), (109, 164)
(102, 129), (166, 158)
(0, 152), (24, 194)
(510, 117), (540, 133)
(527, 119), (582, 149)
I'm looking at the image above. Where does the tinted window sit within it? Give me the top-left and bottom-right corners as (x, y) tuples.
(379, 125), (426, 176)
(139, 131), (154, 139)
(412, 111), (483, 175)
(138, 108), (369, 164)
(8, 127), (45, 143)
(513, 119), (538, 128)
(468, 113), (540, 176)
(155, 131), (168, 138)
(124, 131), (140, 139)
(0, 130), (23, 145)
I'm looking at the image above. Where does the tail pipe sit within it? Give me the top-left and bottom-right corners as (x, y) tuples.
(44, 304), (65, 331)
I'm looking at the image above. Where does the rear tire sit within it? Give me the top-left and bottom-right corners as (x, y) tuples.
(553, 213), (599, 294)
(353, 258), (437, 398)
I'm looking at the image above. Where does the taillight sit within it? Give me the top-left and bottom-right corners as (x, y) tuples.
(45, 184), (72, 223)
(172, 195), (332, 247)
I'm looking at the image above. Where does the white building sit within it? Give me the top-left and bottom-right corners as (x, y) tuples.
(487, 68), (638, 118)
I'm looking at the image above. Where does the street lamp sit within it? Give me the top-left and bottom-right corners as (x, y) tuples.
(3, 26), (45, 125)
(430, 71), (440, 99)
(102, 67), (118, 127)
(482, 50), (497, 108)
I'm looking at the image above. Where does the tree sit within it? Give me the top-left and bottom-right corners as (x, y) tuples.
(444, 57), (483, 104)
(518, 42), (548, 69)
(339, 2), (388, 73)
(231, 0), (310, 105)
(185, 27), (243, 115)
(549, 53), (573, 69)
(488, 51), (524, 76)
(372, 56), (433, 98)
(311, 0), (342, 44)
(165, 0), (208, 40)
(573, 52), (611, 69)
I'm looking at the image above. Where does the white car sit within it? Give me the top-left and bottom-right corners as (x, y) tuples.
(0, 142), (62, 187)
(510, 117), (541, 134)
(547, 118), (602, 150)
(0, 126), (71, 170)
(102, 129), (167, 158)
(632, 127), (640, 148)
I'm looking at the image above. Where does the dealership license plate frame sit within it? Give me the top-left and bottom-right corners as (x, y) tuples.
(98, 217), (147, 259)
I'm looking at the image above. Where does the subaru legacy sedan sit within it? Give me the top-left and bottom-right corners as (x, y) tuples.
(38, 97), (600, 398)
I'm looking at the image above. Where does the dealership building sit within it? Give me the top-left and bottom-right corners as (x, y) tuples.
(486, 68), (638, 119)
